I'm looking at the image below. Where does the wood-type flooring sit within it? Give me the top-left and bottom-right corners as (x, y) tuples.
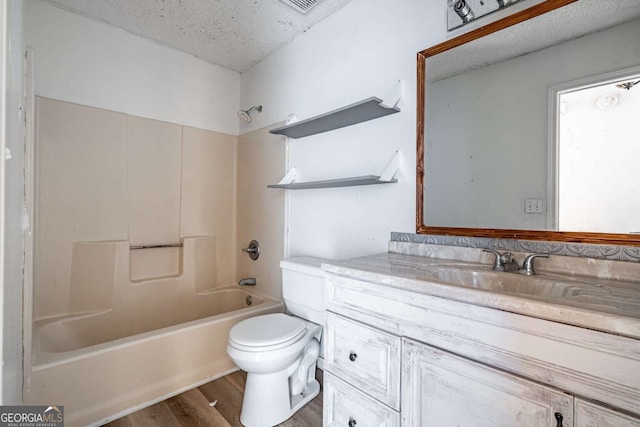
(103, 370), (323, 427)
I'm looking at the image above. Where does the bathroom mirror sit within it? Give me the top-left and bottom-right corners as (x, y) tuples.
(417, 0), (640, 245)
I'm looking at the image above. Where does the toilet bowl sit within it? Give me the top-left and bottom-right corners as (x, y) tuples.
(226, 257), (327, 427)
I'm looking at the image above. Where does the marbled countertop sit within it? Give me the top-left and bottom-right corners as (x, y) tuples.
(323, 252), (640, 340)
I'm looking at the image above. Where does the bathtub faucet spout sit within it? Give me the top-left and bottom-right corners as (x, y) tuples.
(239, 278), (256, 286)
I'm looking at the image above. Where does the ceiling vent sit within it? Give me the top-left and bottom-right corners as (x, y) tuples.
(280, 0), (323, 14)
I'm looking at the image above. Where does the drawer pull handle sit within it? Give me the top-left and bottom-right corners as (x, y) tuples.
(554, 412), (563, 427)
(348, 417), (357, 427)
(349, 352), (357, 362)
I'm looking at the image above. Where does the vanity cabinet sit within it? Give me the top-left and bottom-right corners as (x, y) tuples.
(323, 269), (640, 427)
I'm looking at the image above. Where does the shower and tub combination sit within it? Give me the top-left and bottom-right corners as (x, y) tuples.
(27, 237), (283, 426)
(27, 97), (284, 425)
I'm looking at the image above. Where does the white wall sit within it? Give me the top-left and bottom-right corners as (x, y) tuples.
(25, 1), (240, 135)
(240, 0), (447, 259)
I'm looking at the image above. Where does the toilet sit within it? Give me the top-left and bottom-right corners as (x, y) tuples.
(227, 257), (327, 427)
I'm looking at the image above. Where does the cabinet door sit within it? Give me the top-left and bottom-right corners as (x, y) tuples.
(401, 339), (573, 427)
(575, 399), (640, 427)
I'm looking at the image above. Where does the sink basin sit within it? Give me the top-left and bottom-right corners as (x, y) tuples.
(417, 266), (640, 317)
(421, 267), (577, 298)
(347, 252), (640, 320)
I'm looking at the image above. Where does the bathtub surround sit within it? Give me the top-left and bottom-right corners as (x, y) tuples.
(128, 117), (183, 247)
(34, 97), (238, 319)
(35, 98), (128, 318)
(236, 125), (287, 301)
(64, 238), (217, 317)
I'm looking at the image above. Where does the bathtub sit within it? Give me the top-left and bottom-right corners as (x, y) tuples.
(26, 286), (283, 427)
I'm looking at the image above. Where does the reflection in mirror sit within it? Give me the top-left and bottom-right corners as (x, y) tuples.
(423, 3), (640, 236)
(558, 74), (640, 234)
(447, 0), (527, 30)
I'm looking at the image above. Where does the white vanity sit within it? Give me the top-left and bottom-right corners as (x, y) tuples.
(321, 245), (640, 426)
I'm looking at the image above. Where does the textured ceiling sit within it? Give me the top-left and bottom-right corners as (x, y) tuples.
(42, 0), (352, 73)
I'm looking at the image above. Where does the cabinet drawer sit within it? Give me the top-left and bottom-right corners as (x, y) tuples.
(325, 312), (401, 410)
(324, 372), (399, 427)
(575, 399), (640, 426)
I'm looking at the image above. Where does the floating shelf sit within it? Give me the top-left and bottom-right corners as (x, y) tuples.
(269, 97), (400, 139)
(268, 151), (400, 190)
(267, 175), (398, 190)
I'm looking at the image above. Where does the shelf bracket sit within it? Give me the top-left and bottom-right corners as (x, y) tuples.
(380, 80), (403, 109)
(277, 167), (297, 185)
(379, 151), (400, 182)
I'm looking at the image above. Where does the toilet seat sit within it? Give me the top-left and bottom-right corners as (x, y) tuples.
(229, 313), (308, 352)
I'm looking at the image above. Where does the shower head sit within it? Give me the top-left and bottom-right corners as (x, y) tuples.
(237, 110), (252, 124)
(237, 105), (263, 124)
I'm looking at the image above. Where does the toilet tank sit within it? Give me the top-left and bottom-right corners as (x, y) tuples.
(280, 257), (328, 325)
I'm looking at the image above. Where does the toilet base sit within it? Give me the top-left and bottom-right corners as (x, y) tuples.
(239, 374), (320, 427)
(290, 378), (320, 415)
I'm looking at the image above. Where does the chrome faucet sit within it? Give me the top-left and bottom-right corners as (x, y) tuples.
(239, 278), (257, 286)
(518, 253), (549, 276)
(483, 249), (550, 275)
(482, 249), (519, 272)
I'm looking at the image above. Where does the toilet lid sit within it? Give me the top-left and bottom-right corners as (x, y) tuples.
(229, 313), (307, 348)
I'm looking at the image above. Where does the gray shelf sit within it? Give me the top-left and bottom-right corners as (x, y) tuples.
(267, 175), (397, 190)
(269, 97), (400, 139)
